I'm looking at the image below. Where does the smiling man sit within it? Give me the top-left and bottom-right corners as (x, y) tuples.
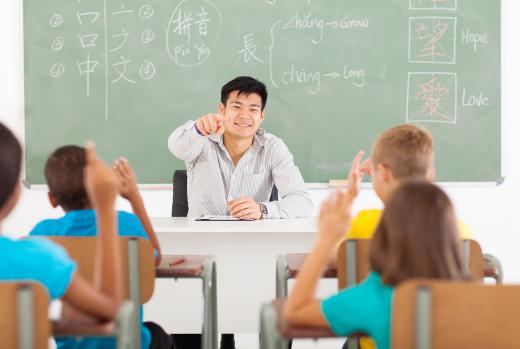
(168, 76), (313, 220)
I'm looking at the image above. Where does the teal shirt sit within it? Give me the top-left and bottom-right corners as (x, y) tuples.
(29, 209), (151, 349)
(321, 272), (393, 349)
(0, 235), (77, 299)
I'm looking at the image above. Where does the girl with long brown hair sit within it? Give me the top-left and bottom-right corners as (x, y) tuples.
(284, 151), (469, 349)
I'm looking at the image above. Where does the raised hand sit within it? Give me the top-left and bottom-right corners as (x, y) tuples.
(83, 142), (118, 211)
(195, 113), (225, 136)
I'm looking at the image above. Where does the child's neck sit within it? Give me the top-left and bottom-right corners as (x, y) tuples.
(64, 204), (93, 213)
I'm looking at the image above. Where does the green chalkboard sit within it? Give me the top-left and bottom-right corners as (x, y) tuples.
(24, 0), (501, 184)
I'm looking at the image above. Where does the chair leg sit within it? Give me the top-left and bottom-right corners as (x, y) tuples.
(17, 286), (34, 349)
(275, 255), (288, 299)
(346, 337), (360, 349)
(259, 303), (282, 349)
(275, 255), (290, 349)
(116, 301), (135, 349)
(202, 256), (218, 349)
(483, 253), (504, 285)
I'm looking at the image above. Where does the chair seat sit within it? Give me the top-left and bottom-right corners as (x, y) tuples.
(53, 320), (115, 336)
(286, 254), (337, 278)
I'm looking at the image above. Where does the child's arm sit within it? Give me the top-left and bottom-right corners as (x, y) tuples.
(327, 154), (371, 270)
(284, 151), (364, 327)
(61, 142), (123, 321)
(114, 157), (162, 266)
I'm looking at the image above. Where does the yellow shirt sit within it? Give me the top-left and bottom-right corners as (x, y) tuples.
(345, 209), (472, 349)
(345, 209), (473, 239)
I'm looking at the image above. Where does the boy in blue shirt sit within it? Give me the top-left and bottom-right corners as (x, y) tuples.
(30, 145), (161, 264)
(29, 145), (171, 349)
(0, 122), (125, 348)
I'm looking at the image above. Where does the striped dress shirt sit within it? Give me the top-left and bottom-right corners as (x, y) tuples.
(168, 120), (313, 218)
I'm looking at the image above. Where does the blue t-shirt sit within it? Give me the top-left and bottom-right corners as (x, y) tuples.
(30, 209), (151, 349)
(321, 272), (394, 349)
(0, 235), (77, 299)
(30, 209), (148, 239)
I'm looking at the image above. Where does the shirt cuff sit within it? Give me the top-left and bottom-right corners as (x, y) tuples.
(180, 120), (204, 137)
(193, 123), (205, 136)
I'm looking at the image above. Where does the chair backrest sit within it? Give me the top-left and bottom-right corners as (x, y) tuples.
(48, 236), (155, 303)
(172, 170), (189, 217)
(337, 239), (484, 289)
(0, 282), (50, 349)
(171, 169), (279, 217)
(392, 280), (520, 349)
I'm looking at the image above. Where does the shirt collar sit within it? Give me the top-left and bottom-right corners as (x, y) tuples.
(208, 128), (267, 148)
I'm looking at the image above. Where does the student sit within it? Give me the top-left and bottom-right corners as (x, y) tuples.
(0, 122), (122, 344)
(327, 125), (471, 349)
(30, 146), (161, 265)
(339, 124), (472, 245)
(29, 145), (172, 349)
(283, 153), (470, 349)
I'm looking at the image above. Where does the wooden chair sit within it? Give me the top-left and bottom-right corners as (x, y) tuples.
(0, 282), (50, 349)
(275, 239), (502, 304)
(156, 254), (218, 349)
(392, 280), (520, 349)
(273, 239), (502, 349)
(49, 236), (154, 349)
(337, 239), (493, 289)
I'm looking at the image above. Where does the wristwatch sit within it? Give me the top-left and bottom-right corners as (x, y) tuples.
(259, 203), (268, 219)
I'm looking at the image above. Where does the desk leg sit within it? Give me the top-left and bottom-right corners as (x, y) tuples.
(260, 303), (282, 349)
(202, 256), (218, 349)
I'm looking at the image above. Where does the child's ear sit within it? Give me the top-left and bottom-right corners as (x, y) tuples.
(47, 192), (59, 208)
(378, 163), (393, 183)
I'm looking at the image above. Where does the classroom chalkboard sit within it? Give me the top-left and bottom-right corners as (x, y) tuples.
(24, 0), (501, 184)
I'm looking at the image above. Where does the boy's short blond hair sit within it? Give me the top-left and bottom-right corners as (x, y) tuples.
(372, 125), (434, 180)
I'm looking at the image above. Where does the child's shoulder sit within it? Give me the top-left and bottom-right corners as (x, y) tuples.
(456, 219), (473, 239)
(29, 217), (62, 236)
(1, 235), (71, 267)
(0, 236), (77, 299)
(116, 210), (147, 238)
(116, 210), (140, 223)
(346, 209), (383, 239)
(354, 209), (383, 222)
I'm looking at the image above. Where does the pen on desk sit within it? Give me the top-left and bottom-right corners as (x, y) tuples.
(169, 257), (186, 267)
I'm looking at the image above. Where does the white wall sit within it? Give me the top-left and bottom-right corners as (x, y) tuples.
(1, 1), (519, 282)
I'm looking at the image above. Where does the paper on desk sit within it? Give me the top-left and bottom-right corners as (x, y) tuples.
(195, 215), (254, 221)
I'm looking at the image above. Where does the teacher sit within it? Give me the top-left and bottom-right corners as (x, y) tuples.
(168, 76), (313, 220)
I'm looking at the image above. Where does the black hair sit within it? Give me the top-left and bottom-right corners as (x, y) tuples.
(45, 145), (89, 211)
(0, 122), (22, 209)
(220, 76), (268, 110)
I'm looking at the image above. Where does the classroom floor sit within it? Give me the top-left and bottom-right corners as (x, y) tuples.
(235, 334), (346, 349)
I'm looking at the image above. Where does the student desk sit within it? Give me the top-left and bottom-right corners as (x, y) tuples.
(145, 217), (326, 333)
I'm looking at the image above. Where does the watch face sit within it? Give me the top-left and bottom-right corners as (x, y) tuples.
(260, 204), (268, 214)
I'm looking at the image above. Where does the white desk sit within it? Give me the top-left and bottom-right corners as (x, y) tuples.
(144, 217), (327, 333)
